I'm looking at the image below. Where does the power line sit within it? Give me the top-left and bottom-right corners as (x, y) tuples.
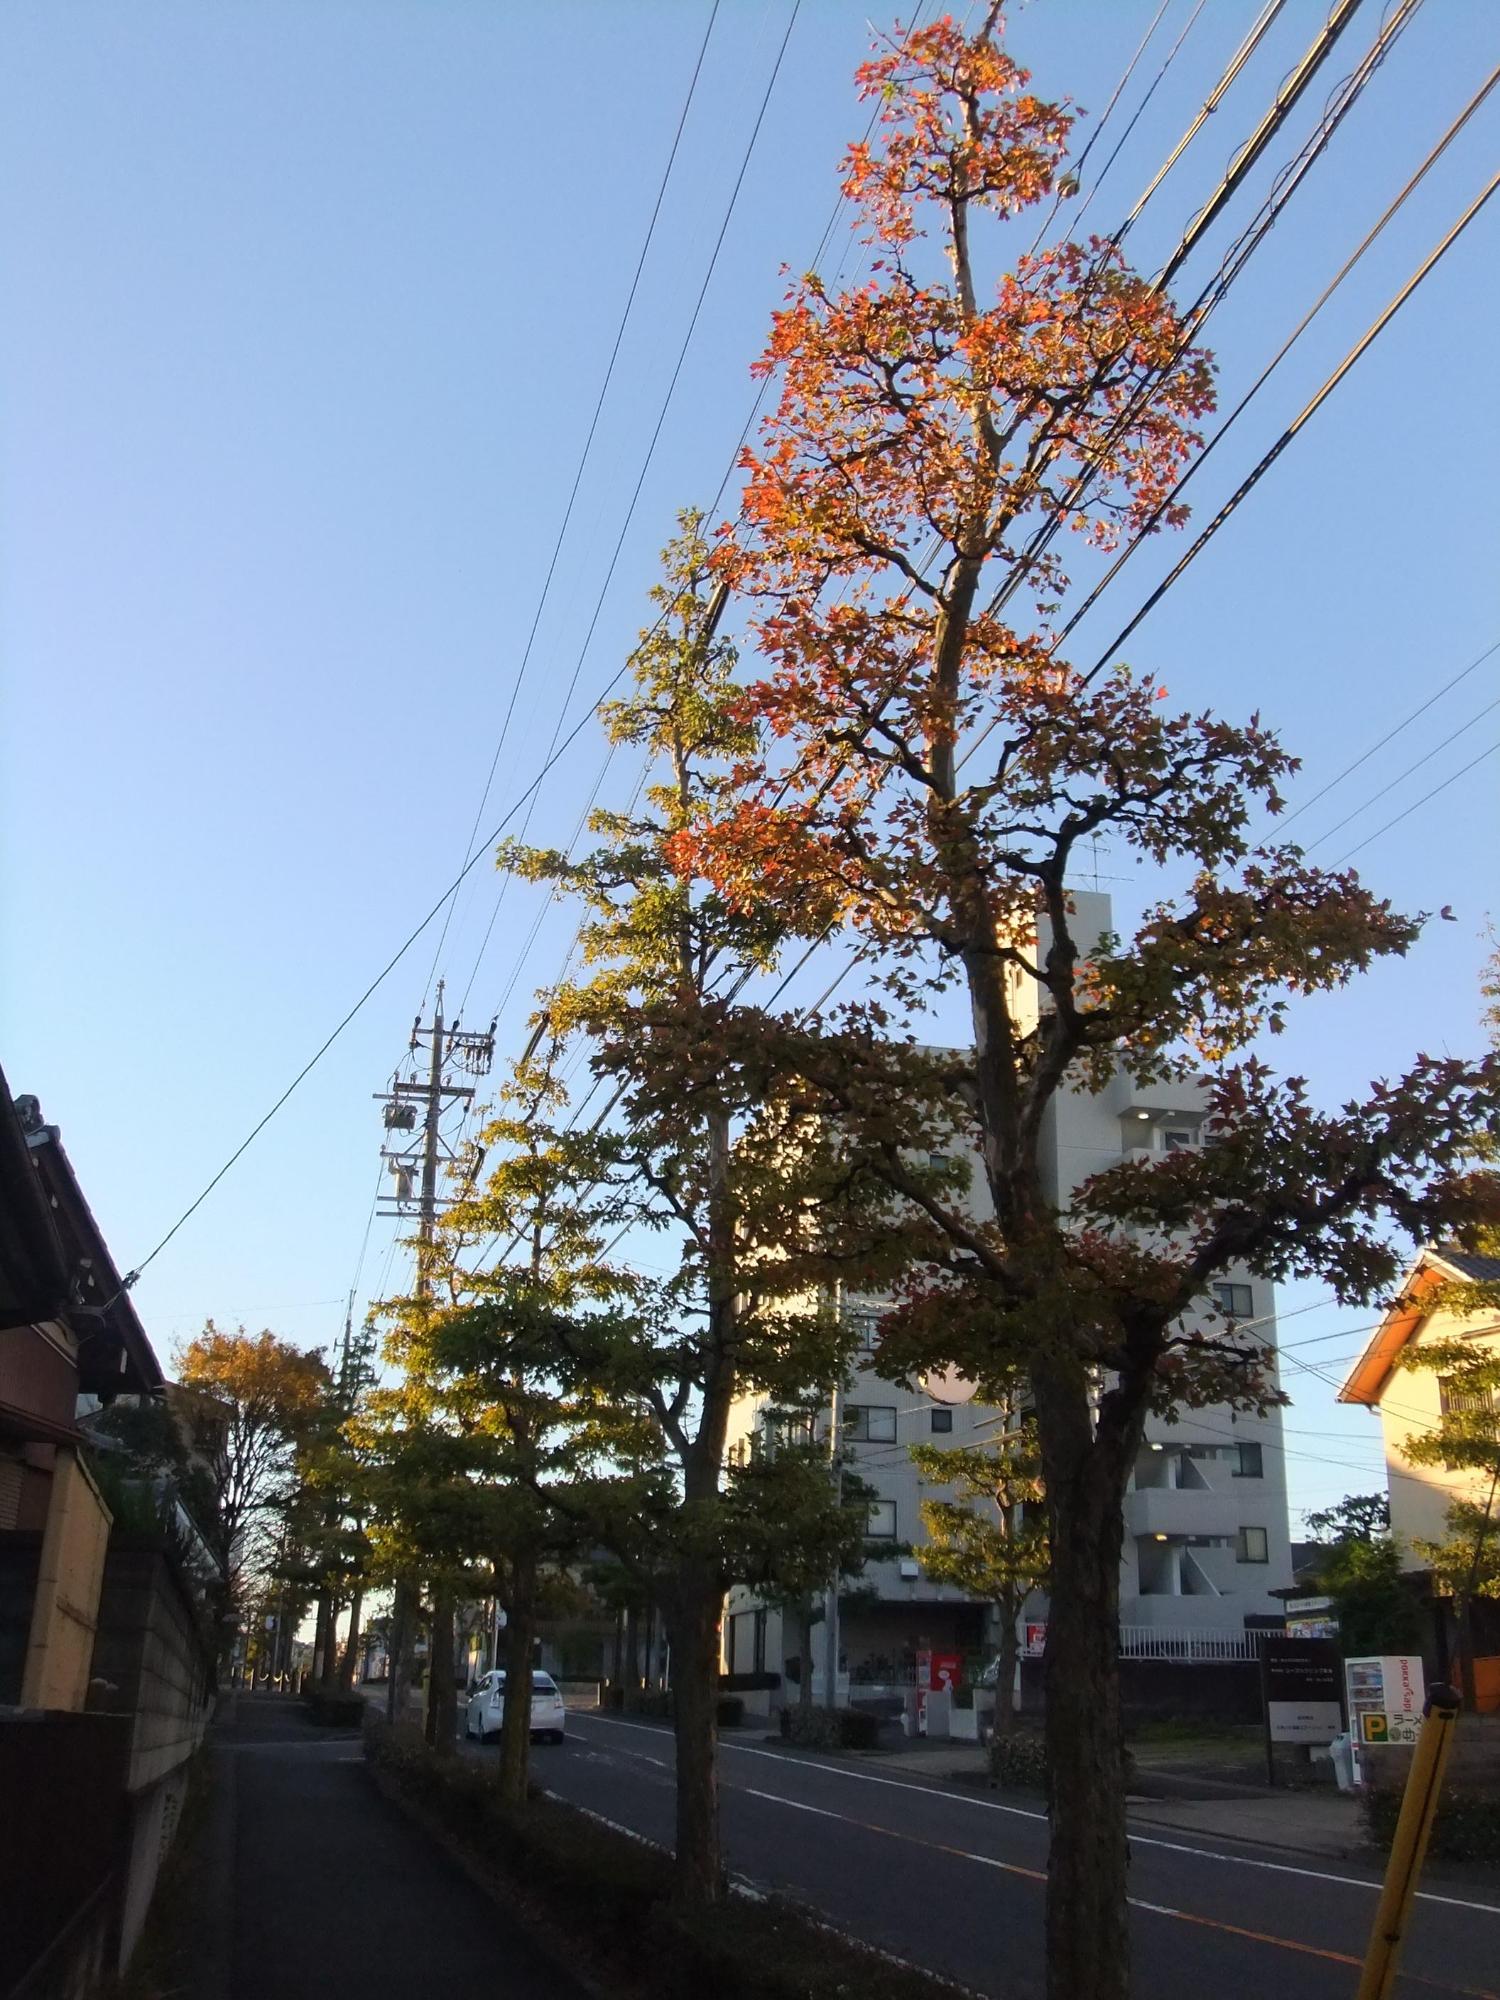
(1304, 691), (1500, 853)
(1277, 635), (1500, 832)
(1159, 0), (1374, 291)
(453, 0), (948, 1044)
(1334, 735), (1500, 865)
(982, 0), (1425, 647)
(420, 1), (724, 1005)
(380, 11), (1465, 1292)
(782, 130), (1500, 1027)
(1025, 0), (1197, 251)
(122, 6), (817, 1290)
(1114, 0), (1288, 249)
(761, 174), (1497, 1027)
(457, 0), (1220, 1125)
(1049, 62), (1500, 666)
(547, 13), (1459, 1057)
(1084, 159), (1500, 679)
(445, 1), (800, 1007)
(120, 636), (653, 1290)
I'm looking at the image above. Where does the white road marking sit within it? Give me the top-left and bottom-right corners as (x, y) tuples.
(569, 1712), (1500, 1919)
(740, 1786), (845, 1820)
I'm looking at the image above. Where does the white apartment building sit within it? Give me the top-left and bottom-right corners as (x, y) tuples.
(723, 893), (1294, 1690)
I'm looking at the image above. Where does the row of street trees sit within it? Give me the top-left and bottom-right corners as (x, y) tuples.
(363, 18), (1498, 2000)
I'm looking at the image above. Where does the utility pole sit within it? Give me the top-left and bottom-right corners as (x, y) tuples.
(823, 1280), (845, 1711)
(375, 981), (496, 1255)
(374, 983), (495, 1732)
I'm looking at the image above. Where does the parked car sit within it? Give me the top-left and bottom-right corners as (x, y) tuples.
(464, 1668), (567, 1744)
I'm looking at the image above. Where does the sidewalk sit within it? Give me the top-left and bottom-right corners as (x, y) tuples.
(193, 1692), (586, 1999)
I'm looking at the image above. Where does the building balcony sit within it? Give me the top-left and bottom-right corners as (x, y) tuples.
(1124, 1486), (1238, 1543)
(1105, 1074), (1209, 1123)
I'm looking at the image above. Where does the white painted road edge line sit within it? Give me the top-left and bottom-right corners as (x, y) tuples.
(570, 1712), (1500, 1918)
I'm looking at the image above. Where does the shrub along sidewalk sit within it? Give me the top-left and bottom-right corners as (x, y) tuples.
(364, 1712), (981, 2000)
(1363, 1785), (1500, 1867)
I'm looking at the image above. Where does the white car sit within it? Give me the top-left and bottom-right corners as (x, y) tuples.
(464, 1668), (567, 1744)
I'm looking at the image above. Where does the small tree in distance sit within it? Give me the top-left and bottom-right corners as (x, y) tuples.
(1304, 1491), (1391, 1544)
(175, 1323), (331, 1622)
(909, 1388), (1047, 1752)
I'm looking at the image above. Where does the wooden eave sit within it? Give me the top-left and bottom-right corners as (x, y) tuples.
(1337, 1254), (1473, 1407)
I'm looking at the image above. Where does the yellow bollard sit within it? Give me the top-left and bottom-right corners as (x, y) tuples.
(1355, 1683), (1461, 2000)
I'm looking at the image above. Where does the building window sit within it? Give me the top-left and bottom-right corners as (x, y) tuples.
(867, 1499), (898, 1539)
(848, 1311), (880, 1356)
(930, 1407), (954, 1434)
(1236, 1526), (1269, 1564)
(764, 1409), (814, 1453)
(1234, 1442), (1264, 1479)
(1212, 1281), (1254, 1320)
(845, 1405), (897, 1444)
(1163, 1127), (1198, 1152)
(1438, 1376), (1495, 1418)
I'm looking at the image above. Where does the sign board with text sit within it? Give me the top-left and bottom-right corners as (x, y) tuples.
(1359, 1710), (1420, 1746)
(1345, 1655), (1425, 1765)
(1262, 1635), (1343, 1745)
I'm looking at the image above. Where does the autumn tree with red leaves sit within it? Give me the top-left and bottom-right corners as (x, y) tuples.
(684, 16), (1500, 1997)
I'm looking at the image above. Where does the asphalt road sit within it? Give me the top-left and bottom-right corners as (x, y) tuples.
(472, 1709), (1500, 2000)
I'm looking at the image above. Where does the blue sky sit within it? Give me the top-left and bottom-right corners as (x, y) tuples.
(3, 1), (1496, 1525)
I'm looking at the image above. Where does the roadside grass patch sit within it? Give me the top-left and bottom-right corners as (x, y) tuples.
(365, 1712), (978, 1999)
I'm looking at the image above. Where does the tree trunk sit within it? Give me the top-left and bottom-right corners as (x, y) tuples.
(624, 1604), (640, 1693)
(385, 1576), (410, 1724)
(988, 1603), (1020, 1768)
(666, 1569), (724, 1906)
(425, 1588), (456, 1748)
(1455, 1591), (1478, 1713)
(663, 1099), (736, 1907)
(386, 1576), (415, 1725)
(337, 1583), (365, 1694)
(797, 1602), (815, 1712)
(1033, 1362), (1140, 2000)
(497, 1552), (538, 1809)
(312, 1589), (335, 1686)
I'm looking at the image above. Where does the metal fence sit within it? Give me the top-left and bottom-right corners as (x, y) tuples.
(1117, 1625), (1267, 1662)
